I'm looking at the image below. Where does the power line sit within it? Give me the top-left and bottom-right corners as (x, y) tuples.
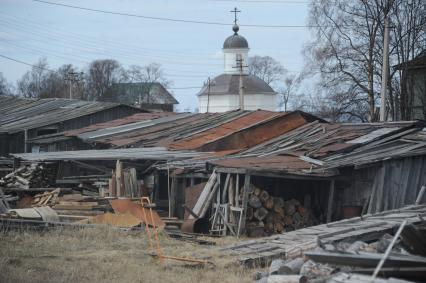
(0, 11), (223, 58)
(0, 53), (209, 89)
(0, 39), (221, 77)
(209, 0), (309, 3)
(0, 54), (55, 72)
(33, 0), (325, 28)
(0, 18), (224, 66)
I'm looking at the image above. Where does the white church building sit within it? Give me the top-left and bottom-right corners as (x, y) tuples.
(197, 22), (277, 112)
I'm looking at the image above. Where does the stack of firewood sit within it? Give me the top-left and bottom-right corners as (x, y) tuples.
(246, 187), (317, 237)
(0, 163), (56, 190)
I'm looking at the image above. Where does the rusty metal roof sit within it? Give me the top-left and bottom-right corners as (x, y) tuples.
(169, 111), (282, 150)
(205, 120), (426, 177)
(77, 110), (281, 149)
(72, 110), (320, 153)
(169, 111), (318, 152)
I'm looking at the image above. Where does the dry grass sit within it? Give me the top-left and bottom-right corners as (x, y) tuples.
(0, 226), (253, 283)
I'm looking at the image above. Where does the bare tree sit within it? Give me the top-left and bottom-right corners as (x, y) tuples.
(85, 59), (125, 101)
(16, 59), (86, 99)
(305, 0), (425, 122)
(125, 63), (171, 87)
(0, 72), (13, 96)
(17, 57), (49, 98)
(278, 74), (300, 111)
(248, 55), (287, 85)
(389, 0), (426, 120)
(304, 0), (391, 121)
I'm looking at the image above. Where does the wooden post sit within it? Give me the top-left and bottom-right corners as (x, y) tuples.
(24, 129), (28, 153)
(152, 171), (159, 202)
(327, 179), (335, 223)
(170, 177), (177, 218)
(115, 160), (122, 197)
(239, 171), (251, 235)
(221, 173), (231, 203)
(229, 175), (235, 207)
(235, 174), (240, 207)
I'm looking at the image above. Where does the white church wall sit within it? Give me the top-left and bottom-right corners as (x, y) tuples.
(223, 48), (249, 74)
(198, 93), (277, 113)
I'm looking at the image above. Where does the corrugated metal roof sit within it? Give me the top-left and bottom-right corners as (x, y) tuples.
(0, 96), (139, 134)
(12, 147), (210, 161)
(70, 110), (318, 153)
(169, 111), (281, 150)
(64, 112), (176, 136)
(205, 120), (426, 177)
(77, 112), (199, 143)
(77, 110), (250, 147)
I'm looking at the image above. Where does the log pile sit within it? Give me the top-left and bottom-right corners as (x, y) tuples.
(0, 163), (56, 190)
(246, 187), (317, 237)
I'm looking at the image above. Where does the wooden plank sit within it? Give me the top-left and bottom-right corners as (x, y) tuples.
(199, 181), (220, 218)
(229, 175), (235, 207)
(115, 160), (122, 197)
(239, 172), (251, 235)
(189, 170), (217, 219)
(221, 173), (231, 203)
(305, 251), (426, 268)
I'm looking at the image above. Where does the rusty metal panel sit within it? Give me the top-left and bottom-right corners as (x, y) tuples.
(169, 110), (280, 150)
(184, 182), (207, 220)
(110, 199), (165, 228)
(86, 212), (141, 227)
(199, 112), (309, 152)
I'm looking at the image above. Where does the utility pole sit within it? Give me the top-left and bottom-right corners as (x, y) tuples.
(65, 71), (83, 100)
(234, 54), (248, 110)
(206, 77), (215, 113)
(380, 16), (390, 121)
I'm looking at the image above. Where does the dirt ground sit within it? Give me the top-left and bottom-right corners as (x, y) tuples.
(0, 226), (254, 283)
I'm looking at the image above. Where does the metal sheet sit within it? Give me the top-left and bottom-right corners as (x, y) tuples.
(86, 212), (141, 227)
(64, 112), (176, 136)
(0, 96), (139, 134)
(110, 199), (165, 228)
(181, 218), (210, 234)
(9, 208), (41, 219)
(34, 206), (59, 222)
(169, 111), (281, 150)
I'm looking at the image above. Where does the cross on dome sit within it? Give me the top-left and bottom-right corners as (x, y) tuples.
(230, 7), (241, 34)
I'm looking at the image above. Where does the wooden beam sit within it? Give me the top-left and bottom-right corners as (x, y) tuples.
(239, 172), (251, 236)
(327, 179), (335, 223)
(216, 167), (334, 181)
(221, 173), (231, 203)
(189, 170), (217, 219)
(215, 167), (246, 174)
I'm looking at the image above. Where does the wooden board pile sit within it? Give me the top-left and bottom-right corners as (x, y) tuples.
(246, 187), (317, 237)
(108, 161), (142, 198)
(0, 163), (56, 190)
(53, 193), (110, 213)
(31, 189), (60, 207)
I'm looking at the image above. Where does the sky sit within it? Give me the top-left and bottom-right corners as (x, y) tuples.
(0, 0), (312, 112)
